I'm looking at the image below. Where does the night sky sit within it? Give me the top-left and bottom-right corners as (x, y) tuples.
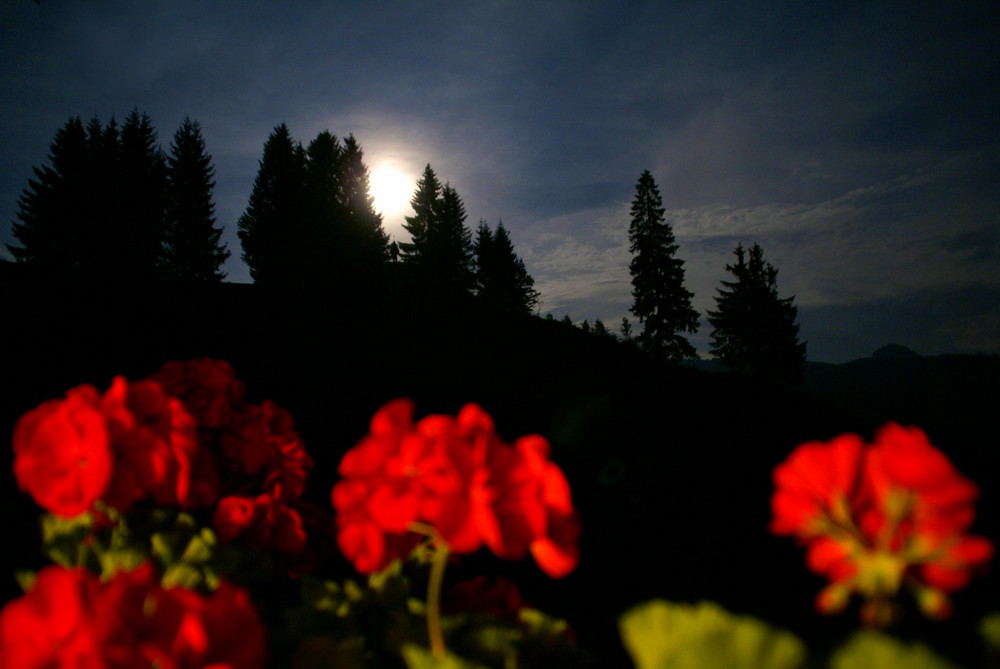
(2, 1), (998, 362)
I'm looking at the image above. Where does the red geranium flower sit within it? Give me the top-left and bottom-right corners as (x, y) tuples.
(12, 384), (113, 517)
(0, 565), (130, 667)
(101, 376), (205, 511)
(213, 493), (308, 555)
(769, 432), (864, 538)
(332, 399), (580, 578)
(770, 423), (993, 624)
(862, 423), (980, 540)
(114, 564), (266, 669)
(223, 399), (312, 502)
(149, 358), (246, 430)
(0, 563), (266, 669)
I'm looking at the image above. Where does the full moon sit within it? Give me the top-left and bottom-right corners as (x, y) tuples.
(369, 164), (414, 231)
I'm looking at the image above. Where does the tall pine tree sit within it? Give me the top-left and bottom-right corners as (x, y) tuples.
(337, 134), (390, 272)
(473, 220), (540, 315)
(399, 166), (474, 290)
(303, 130), (345, 280)
(706, 243), (807, 385)
(162, 117), (229, 281)
(627, 170), (699, 360)
(9, 112), (169, 281)
(428, 183), (474, 290)
(237, 124), (307, 285)
(8, 116), (90, 273)
(399, 163), (441, 264)
(118, 109), (167, 281)
(80, 115), (122, 278)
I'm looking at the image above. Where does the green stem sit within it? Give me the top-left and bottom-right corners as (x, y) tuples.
(408, 522), (450, 660)
(427, 540), (449, 660)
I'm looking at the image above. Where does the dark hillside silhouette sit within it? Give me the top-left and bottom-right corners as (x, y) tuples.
(1, 269), (996, 668)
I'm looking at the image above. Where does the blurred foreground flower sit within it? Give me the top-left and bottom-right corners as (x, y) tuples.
(0, 562), (265, 668)
(3, 360), (587, 667)
(332, 398), (580, 659)
(332, 398), (581, 578)
(618, 600), (806, 669)
(770, 423), (993, 625)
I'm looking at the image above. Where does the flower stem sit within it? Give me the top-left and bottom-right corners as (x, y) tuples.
(408, 522), (450, 660)
(427, 540), (449, 660)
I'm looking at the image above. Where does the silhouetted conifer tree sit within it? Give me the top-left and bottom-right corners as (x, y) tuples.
(118, 109), (167, 281)
(628, 170), (699, 360)
(10, 112), (169, 281)
(8, 117), (90, 273)
(620, 317), (633, 340)
(162, 117), (228, 281)
(431, 184), (474, 290)
(337, 134), (390, 272)
(400, 166), (474, 290)
(303, 130), (344, 280)
(707, 242), (807, 385)
(473, 220), (540, 315)
(237, 124), (307, 285)
(399, 164), (441, 263)
(79, 116), (123, 277)
(593, 319), (614, 339)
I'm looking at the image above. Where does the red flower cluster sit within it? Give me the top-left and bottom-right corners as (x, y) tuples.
(771, 423), (993, 623)
(332, 399), (580, 578)
(12, 359), (316, 556)
(0, 563), (265, 668)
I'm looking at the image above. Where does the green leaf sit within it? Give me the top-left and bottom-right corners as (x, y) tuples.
(151, 532), (176, 565)
(41, 511), (93, 543)
(14, 570), (37, 592)
(618, 600), (806, 669)
(400, 643), (482, 669)
(179, 530), (215, 564)
(980, 612), (1000, 650)
(98, 547), (146, 577)
(830, 631), (960, 669)
(162, 563), (205, 590)
(42, 512), (98, 568)
(519, 607), (569, 637)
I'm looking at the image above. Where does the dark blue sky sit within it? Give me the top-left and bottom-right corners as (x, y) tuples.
(2, 1), (998, 362)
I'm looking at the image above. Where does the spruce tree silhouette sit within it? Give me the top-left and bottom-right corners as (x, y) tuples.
(473, 220), (540, 315)
(9, 112), (170, 283)
(429, 184), (474, 290)
(8, 117), (90, 274)
(399, 164), (441, 265)
(118, 109), (167, 282)
(627, 170), (699, 360)
(400, 165), (475, 292)
(707, 242), (807, 385)
(240, 126), (390, 290)
(338, 134), (390, 275)
(237, 124), (307, 286)
(162, 117), (229, 282)
(303, 130), (345, 283)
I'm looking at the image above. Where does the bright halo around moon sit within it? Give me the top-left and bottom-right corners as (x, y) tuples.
(369, 164), (414, 231)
